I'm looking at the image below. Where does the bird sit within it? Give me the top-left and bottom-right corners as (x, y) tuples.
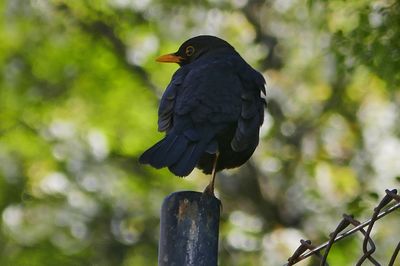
(139, 35), (266, 196)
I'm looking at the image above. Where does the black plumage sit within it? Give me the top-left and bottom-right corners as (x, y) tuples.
(139, 35), (266, 192)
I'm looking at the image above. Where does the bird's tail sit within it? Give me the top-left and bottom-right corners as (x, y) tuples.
(139, 134), (211, 177)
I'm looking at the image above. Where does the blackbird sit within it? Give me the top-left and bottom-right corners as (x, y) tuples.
(139, 35), (266, 195)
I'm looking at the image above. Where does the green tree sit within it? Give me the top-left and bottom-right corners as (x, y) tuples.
(0, 0), (399, 265)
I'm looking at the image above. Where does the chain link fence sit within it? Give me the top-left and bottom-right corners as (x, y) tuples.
(285, 189), (400, 266)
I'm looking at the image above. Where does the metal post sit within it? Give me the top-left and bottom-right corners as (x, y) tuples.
(158, 191), (221, 266)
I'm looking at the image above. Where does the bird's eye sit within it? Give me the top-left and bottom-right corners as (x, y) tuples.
(185, 46), (195, 56)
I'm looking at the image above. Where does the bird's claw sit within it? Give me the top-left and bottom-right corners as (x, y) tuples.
(203, 184), (215, 197)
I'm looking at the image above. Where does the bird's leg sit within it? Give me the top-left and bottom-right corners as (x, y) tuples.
(203, 152), (219, 196)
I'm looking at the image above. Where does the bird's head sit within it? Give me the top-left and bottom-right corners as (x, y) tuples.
(156, 35), (234, 66)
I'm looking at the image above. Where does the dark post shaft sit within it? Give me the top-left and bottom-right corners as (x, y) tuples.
(158, 191), (221, 266)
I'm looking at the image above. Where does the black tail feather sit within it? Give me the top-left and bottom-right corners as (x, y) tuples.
(149, 135), (179, 168)
(139, 139), (164, 166)
(140, 133), (212, 177)
(162, 135), (189, 166)
(168, 141), (208, 177)
(139, 134), (188, 169)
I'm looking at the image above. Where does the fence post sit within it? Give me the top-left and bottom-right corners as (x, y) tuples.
(158, 191), (221, 266)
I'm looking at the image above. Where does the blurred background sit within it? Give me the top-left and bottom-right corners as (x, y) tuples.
(1, 0), (400, 265)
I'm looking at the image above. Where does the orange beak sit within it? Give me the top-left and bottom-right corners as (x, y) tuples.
(156, 53), (183, 63)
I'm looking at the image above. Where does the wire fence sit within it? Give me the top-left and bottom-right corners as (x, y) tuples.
(285, 189), (400, 266)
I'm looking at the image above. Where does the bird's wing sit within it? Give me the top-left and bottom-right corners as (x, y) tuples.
(231, 58), (266, 151)
(157, 69), (187, 132)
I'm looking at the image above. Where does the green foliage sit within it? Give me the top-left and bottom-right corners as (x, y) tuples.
(331, 1), (400, 88)
(1, 0), (399, 265)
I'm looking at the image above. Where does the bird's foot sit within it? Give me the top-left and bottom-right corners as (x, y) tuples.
(202, 185), (223, 211)
(203, 184), (215, 197)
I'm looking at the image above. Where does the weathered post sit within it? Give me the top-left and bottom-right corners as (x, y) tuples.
(158, 191), (221, 266)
